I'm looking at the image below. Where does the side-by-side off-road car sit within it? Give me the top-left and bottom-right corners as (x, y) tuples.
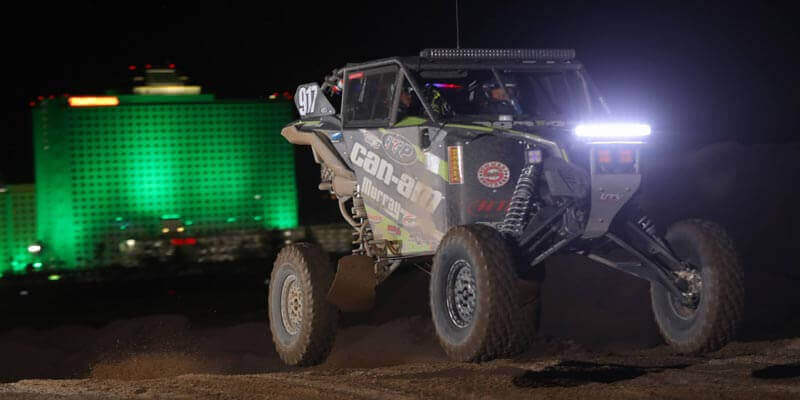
(270, 48), (744, 365)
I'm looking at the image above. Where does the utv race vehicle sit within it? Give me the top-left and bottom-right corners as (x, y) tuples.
(270, 48), (744, 365)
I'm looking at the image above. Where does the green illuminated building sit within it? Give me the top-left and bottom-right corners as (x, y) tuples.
(0, 184), (37, 276)
(25, 91), (298, 271)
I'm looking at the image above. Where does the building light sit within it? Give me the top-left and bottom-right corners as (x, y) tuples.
(68, 96), (120, 107)
(28, 244), (42, 253)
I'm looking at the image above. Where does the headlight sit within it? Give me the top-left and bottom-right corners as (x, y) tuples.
(574, 123), (651, 139)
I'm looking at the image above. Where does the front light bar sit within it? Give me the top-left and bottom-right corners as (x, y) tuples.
(574, 123), (651, 139)
(420, 48), (576, 61)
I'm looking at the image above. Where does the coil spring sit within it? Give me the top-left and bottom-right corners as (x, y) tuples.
(500, 163), (539, 237)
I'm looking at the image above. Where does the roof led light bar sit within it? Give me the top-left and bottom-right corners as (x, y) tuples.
(574, 123), (651, 139)
(420, 48), (576, 61)
(67, 96), (120, 107)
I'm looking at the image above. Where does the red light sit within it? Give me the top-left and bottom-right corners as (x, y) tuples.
(37, 96), (44, 101)
(618, 149), (635, 164)
(170, 238), (197, 246)
(48, 95), (55, 99)
(596, 149), (612, 164)
(145, 64), (152, 69)
(128, 65), (136, 71)
(348, 72), (364, 80)
(28, 101), (36, 107)
(168, 63), (176, 69)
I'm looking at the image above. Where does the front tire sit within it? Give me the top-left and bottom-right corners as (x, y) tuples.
(268, 243), (338, 366)
(430, 224), (539, 362)
(651, 219), (744, 354)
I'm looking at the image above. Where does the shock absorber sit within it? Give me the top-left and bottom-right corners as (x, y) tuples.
(500, 157), (541, 238)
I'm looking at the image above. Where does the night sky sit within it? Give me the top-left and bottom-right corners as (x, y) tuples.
(2, 1), (797, 184)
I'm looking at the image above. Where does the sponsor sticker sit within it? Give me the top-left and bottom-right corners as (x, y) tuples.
(402, 213), (417, 227)
(447, 146), (464, 184)
(467, 199), (509, 216)
(382, 133), (417, 165)
(367, 213), (383, 223)
(363, 132), (382, 149)
(477, 161), (511, 188)
(351, 143), (443, 214)
(387, 225), (401, 235)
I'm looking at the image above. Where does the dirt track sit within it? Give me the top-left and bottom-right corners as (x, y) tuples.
(2, 251), (800, 399)
(1, 322), (799, 399)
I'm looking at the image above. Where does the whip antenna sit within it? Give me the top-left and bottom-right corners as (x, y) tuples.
(455, 0), (461, 49)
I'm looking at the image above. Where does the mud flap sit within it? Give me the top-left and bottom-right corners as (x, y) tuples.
(326, 255), (376, 312)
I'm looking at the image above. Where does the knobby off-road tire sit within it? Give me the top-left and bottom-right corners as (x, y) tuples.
(430, 224), (540, 362)
(651, 219), (744, 354)
(268, 243), (338, 366)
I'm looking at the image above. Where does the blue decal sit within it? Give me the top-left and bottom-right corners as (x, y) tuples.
(331, 132), (343, 142)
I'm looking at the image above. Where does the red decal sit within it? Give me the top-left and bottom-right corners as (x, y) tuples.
(348, 72), (364, 80)
(477, 161), (511, 188)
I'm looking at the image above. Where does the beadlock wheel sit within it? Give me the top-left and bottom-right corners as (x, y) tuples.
(268, 243), (338, 366)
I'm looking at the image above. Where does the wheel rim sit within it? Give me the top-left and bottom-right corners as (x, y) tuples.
(668, 267), (703, 319)
(446, 259), (477, 328)
(280, 274), (303, 335)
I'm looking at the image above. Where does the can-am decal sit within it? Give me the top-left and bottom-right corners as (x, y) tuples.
(477, 161), (511, 188)
(351, 142), (443, 213)
(382, 133), (417, 165)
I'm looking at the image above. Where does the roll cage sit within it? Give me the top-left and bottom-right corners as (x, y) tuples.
(327, 55), (605, 129)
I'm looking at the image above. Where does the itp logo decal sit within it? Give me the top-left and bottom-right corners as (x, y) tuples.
(477, 161), (510, 188)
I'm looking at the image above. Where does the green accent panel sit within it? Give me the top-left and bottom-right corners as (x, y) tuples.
(32, 97), (298, 271)
(394, 116), (427, 127)
(0, 184), (37, 275)
(445, 123), (494, 132)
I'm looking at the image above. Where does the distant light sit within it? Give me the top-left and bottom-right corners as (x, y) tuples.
(268, 93), (278, 100)
(185, 220), (194, 226)
(28, 101), (36, 107)
(162, 227), (170, 233)
(283, 230), (292, 237)
(33, 262), (43, 269)
(574, 123), (651, 139)
(132, 85), (201, 95)
(168, 63), (176, 69)
(145, 64), (152, 69)
(68, 96), (120, 107)
(115, 216), (124, 222)
(37, 95), (44, 101)
(176, 226), (185, 233)
(128, 65), (137, 71)
(125, 239), (136, 247)
(253, 216), (263, 221)
(48, 274), (61, 281)
(170, 238), (197, 246)
(28, 244), (42, 253)
(48, 95), (55, 99)
(19, 290), (29, 296)
(161, 213), (181, 220)
(226, 217), (236, 223)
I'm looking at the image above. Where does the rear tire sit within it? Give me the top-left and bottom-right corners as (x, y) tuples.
(268, 243), (338, 366)
(430, 224), (539, 362)
(651, 219), (744, 354)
